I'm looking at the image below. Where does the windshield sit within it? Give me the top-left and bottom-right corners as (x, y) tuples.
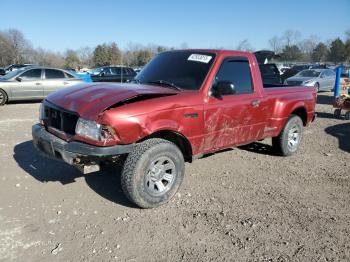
(296, 70), (320, 77)
(135, 51), (216, 90)
(89, 67), (103, 75)
(0, 68), (25, 80)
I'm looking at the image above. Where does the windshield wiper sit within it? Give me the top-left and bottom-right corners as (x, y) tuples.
(145, 80), (182, 91)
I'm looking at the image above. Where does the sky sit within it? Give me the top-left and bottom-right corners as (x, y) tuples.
(1, 0), (349, 52)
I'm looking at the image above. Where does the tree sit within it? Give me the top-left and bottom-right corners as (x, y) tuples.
(0, 29), (32, 65)
(281, 45), (303, 61)
(77, 46), (93, 68)
(328, 38), (346, 63)
(299, 35), (320, 62)
(135, 49), (153, 66)
(269, 36), (282, 54)
(108, 42), (122, 65)
(345, 40), (350, 62)
(236, 39), (254, 52)
(311, 43), (329, 62)
(92, 44), (109, 66)
(64, 49), (80, 68)
(92, 42), (122, 67)
(282, 30), (301, 47)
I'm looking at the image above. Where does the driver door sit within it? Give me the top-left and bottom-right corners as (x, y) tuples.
(11, 68), (44, 99)
(203, 57), (267, 152)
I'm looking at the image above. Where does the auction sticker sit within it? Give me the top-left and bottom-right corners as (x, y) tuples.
(188, 54), (212, 63)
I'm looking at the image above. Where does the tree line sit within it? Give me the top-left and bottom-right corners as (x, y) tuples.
(1, 28), (350, 69)
(238, 29), (350, 64)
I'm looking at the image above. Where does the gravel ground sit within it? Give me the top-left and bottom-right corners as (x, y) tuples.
(0, 92), (349, 262)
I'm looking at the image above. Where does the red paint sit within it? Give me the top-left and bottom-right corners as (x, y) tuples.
(46, 50), (316, 155)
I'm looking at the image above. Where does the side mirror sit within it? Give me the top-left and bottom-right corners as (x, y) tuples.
(211, 81), (235, 98)
(15, 77), (22, 82)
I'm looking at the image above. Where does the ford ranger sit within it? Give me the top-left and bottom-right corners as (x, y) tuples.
(32, 50), (316, 208)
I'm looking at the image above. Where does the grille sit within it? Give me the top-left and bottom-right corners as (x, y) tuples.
(287, 80), (303, 86)
(44, 104), (79, 135)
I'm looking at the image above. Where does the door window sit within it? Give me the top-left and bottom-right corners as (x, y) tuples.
(215, 57), (253, 95)
(45, 69), (65, 79)
(20, 69), (42, 80)
(111, 67), (121, 75)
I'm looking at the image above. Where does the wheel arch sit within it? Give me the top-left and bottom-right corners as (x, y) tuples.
(138, 130), (193, 162)
(290, 106), (307, 126)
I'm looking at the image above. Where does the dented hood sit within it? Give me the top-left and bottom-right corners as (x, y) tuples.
(46, 83), (178, 119)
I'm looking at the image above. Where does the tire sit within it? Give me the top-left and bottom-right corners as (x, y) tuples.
(334, 109), (342, 119)
(0, 89), (8, 106)
(345, 112), (350, 120)
(272, 115), (304, 156)
(121, 138), (185, 208)
(314, 82), (320, 93)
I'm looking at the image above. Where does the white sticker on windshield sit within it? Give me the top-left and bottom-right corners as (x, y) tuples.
(188, 54), (212, 63)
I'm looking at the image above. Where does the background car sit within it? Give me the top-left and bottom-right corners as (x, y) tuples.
(285, 69), (336, 92)
(0, 66), (84, 105)
(281, 64), (312, 81)
(90, 66), (136, 83)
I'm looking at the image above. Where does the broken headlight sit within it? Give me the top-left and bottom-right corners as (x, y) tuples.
(75, 118), (115, 141)
(39, 103), (45, 123)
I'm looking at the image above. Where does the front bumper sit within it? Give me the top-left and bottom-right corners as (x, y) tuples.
(32, 124), (134, 166)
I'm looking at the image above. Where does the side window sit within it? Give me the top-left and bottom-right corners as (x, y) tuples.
(20, 69), (42, 80)
(122, 68), (129, 75)
(65, 72), (74, 78)
(45, 69), (65, 79)
(103, 67), (112, 75)
(215, 57), (253, 95)
(111, 67), (121, 75)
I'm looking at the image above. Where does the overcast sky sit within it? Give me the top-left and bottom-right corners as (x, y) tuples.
(1, 0), (349, 52)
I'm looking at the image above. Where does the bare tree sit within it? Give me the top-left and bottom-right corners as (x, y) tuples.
(299, 35), (320, 62)
(236, 39), (254, 52)
(269, 36), (283, 53)
(283, 30), (301, 47)
(77, 47), (93, 68)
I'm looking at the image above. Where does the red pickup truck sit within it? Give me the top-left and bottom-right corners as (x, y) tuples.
(32, 50), (316, 208)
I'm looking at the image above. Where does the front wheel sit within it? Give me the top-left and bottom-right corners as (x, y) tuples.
(272, 115), (304, 156)
(121, 138), (185, 208)
(314, 82), (320, 93)
(0, 89), (8, 106)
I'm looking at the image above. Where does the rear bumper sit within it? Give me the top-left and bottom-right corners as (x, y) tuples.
(32, 124), (134, 166)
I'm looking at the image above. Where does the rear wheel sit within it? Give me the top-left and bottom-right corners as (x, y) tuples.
(345, 111), (350, 120)
(121, 138), (185, 208)
(334, 109), (342, 119)
(0, 89), (8, 106)
(272, 115), (303, 156)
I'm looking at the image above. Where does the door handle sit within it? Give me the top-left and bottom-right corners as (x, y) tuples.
(35, 83), (42, 86)
(63, 82), (69, 85)
(251, 100), (260, 107)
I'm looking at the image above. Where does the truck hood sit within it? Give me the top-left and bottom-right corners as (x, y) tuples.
(46, 83), (179, 119)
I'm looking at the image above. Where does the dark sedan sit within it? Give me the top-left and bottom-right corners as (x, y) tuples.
(90, 66), (136, 83)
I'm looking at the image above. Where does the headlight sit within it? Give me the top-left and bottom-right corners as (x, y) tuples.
(75, 118), (116, 141)
(75, 118), (102, 141)
(39, 103), (45, 122)
(303, 80), (316, 86)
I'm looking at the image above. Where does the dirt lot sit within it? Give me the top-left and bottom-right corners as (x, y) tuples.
(0, 92), (349, 262)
